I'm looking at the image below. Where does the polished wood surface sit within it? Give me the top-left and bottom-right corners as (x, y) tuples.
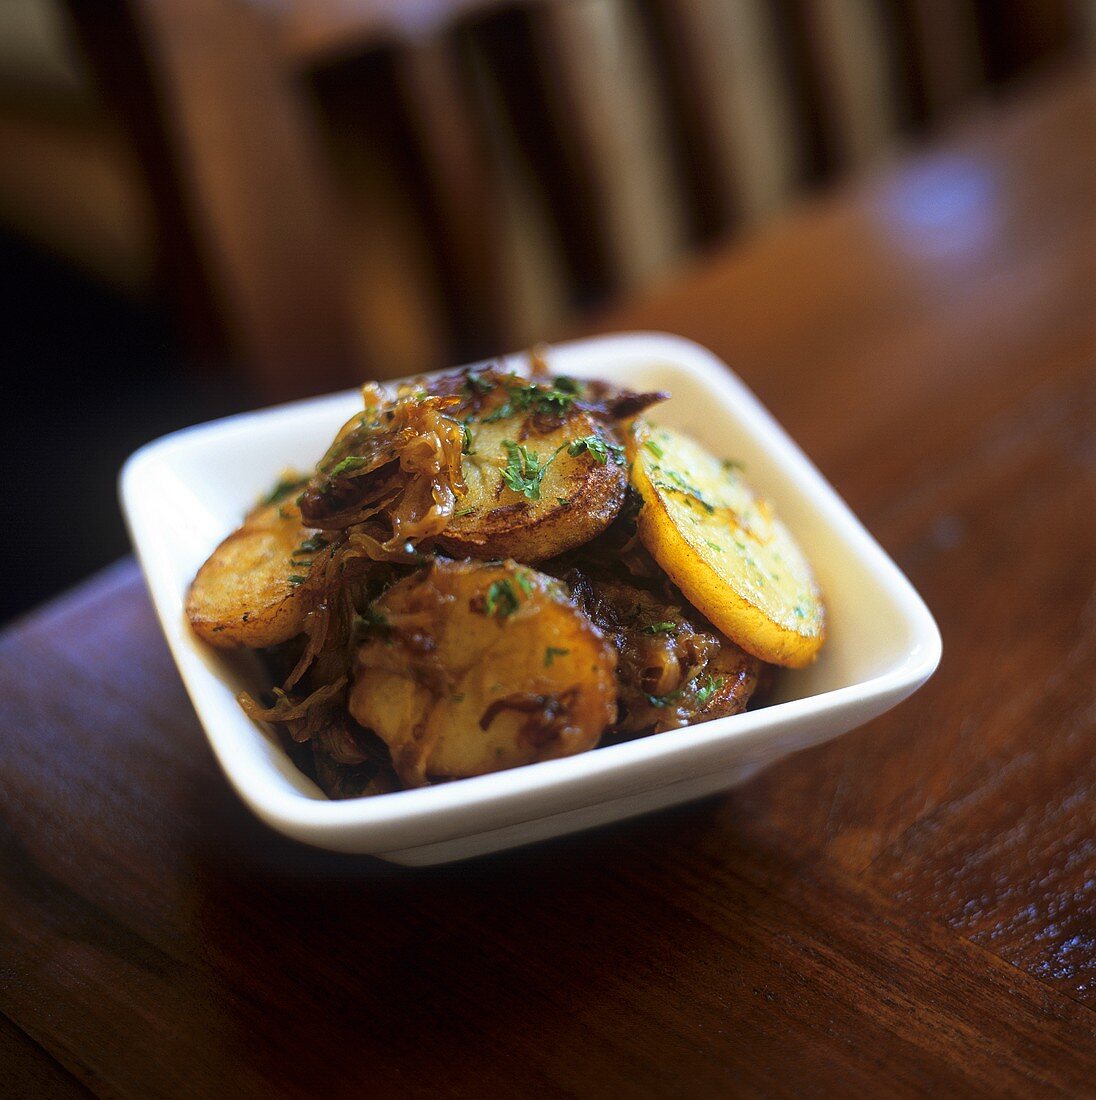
(2, 63), (1094, 1097)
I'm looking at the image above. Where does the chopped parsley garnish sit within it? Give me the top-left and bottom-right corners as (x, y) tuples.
(523, 383), (577, 417)
(645, 688), (684, 708)
(287, 574), (307, 587)
(515, 570), (535, 596)
(501, 440), (558, 500)
(484, 579), (520, 618)
(296, 534), (328, 554)
(328, 455), (367, 477)
(462, 370), (495, 396)
(694, 674), (725, 707)
(644, 439), (664, 459)
(544, 646), (570, 667)
(554, 376), (581, 394)
(642, 621), (676, 635)
(654, 469), (716, 513)
(483, 381), (578, 423)
(722, 458), (746, 473)
(557, 496), (571, 506)
(454, 505), (476, 517)
(567, 435), (625, 466)
(461, 423), (474, 455)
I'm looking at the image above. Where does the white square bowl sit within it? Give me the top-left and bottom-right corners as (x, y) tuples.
(120, 332), (941, 865)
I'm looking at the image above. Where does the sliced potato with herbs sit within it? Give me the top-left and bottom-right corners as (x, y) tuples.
(349, 559), (617, 786)
(435, 374), (628, 562)
(629, 422), (824, 667)
(186, 494), (325, 649)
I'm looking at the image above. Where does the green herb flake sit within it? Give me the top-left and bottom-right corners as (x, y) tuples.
(296, 534), (328, 554)
(645, 688), (684, 708)
(461, 423), (475, 455)
(462, 370), (495, 396)
(484, 579), (520, 618)
(501, 440), (558, 500)
(694, 674), (726, 707)
(287, 575), (307, 587)
(642, 621), (676, 635)
(528, 386), (576, 418)
(722, 458), (746, 473)
(655, 470), (716, 513)
(329, 455), (367, 477)
(454, 506), (476, 518)
(557, 496), (571, 506)
(644, 439), (664, 459)
(544, 646), (570, 667)
(515, 570), (535, 596)
(567, 434), (625, 466)
(482, 379), (578, 424)
(514, 381), (577, 417)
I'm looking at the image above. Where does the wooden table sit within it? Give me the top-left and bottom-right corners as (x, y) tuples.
(3, 63), (1093, 1098)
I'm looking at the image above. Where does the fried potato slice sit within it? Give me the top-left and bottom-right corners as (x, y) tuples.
(629, 422), (824, 667)
(435, 379), (627, 562)
(349, 559), (617, 786)
(186, 498), (324, 649)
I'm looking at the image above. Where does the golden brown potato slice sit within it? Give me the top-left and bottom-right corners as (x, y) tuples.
(629, 422), (825, 667)
(436, 381), (627, 562)
(349, 559), (617, 786)
(186, 499), (326, 649)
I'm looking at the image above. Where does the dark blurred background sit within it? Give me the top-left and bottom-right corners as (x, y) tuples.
(1, 0), (1091, 623)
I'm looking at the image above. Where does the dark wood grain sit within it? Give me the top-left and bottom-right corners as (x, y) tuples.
(2, 63), (1094, 1097)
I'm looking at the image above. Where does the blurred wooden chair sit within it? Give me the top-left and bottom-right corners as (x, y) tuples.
(12, 0), (1086, 400)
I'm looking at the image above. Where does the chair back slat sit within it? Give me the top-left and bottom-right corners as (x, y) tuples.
(59, 0), (1089, 396)
(531, 0), (690, 291)
(644, 0), (805, 237)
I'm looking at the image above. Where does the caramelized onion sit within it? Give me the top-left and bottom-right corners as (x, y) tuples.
(299, 384), (466, 543)
(239, 677), (347, 741)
